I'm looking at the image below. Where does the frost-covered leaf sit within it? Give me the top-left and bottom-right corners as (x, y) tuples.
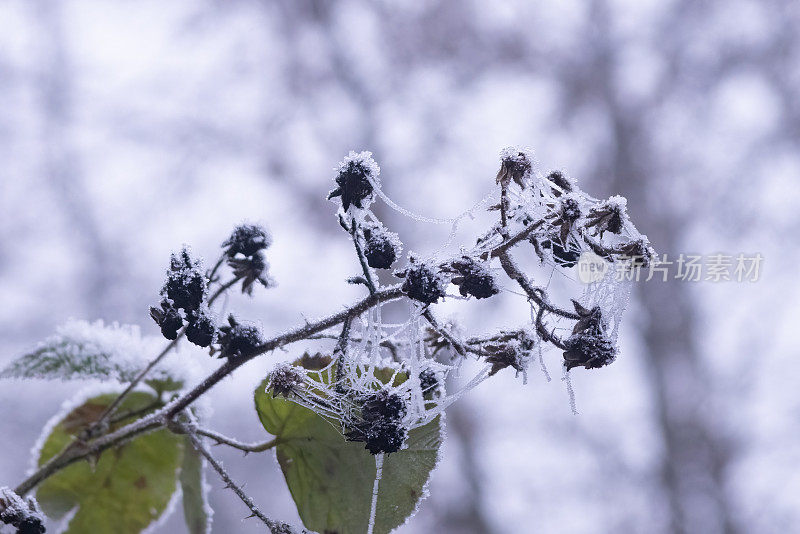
(179, 436), (212, 534)
(35, 392), (182, 533)
(0, 320), (183, 388)
(254, 377), (441, 534)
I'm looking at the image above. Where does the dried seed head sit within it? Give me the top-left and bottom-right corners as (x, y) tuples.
(364, 419), (406, 455)
(497, 147), (533, 188)
(446, 256), (500, 299)
(362, 389), (407, 422)
(362, 223), (402, 269)
(267, 363), (306, 398)
(585, 195), (628, 236)
(563, 303), (616, 370)
(328, 151), (381, 212)
(546, 170), (575, 196)
(162, 247), (207, 314)
(185, 310), (217, 348)
(222, 224), (272, 258)
(419, 368), (439, 394)
(228, 251), (274, 295)
(150, 301), (183, 341)
(217, 315), (263, 359)
(398, 261), (446, 305)
(485, 341), (524, 376)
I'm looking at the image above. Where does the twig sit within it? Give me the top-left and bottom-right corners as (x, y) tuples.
(497, 251), (580, 319)
(349, 216), (377, 295)
(194, 427), (279, 454)
(334, 316), (352, 392)
(183, 428), (300, 534)
(422, 309), (468, 358)
(489, 219), (543, 258)
(499, 184), (510, 237)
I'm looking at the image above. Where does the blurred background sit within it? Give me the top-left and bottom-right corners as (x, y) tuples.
(1, 0), (799, 533)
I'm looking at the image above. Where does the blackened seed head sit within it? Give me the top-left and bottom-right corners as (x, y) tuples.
(364, 227), (401, 269)
(547, 170), (574, 195)
(560, 196), (582, 223)
(449, 257), (500, 299)
(186, 311), (217, 348)
(159, 306), (183, 341)
(268, 363), (305, 398)
(362, 389), (407, 422)
(222, 224), (272, 258)
(498, 147), (533, 188)
(563, 331), (616, 370)
(401, 263), (445, 305)
(364, 419), (407, 455)
(217, 316), (264, 359)
(162, 247), (207, 313)
(328, 151), (380, 212)
(16, 517), (46, 534)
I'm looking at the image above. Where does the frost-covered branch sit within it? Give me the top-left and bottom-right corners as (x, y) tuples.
(5, 147), (655, 534)
(194, 427), (279, 454)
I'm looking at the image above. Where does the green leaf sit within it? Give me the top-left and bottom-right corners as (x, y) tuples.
(179, 436), (212, 534)
(254, 378), (441, 534)
(1, 321), (184, 393)
(35, 392), (183, 533)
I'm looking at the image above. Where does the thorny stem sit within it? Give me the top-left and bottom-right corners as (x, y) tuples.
(499, 184), (510, 237)
(536, 303), (567, 350)
(422, 309), (468, 358)
(489, 219), (543, 258)
(182, 426), (300, 534)
(13, 208), (582, 499)
(194, 427), (280, 454)
(15, 285), (403, 497)
(349, 216), (378, 295)
(334, 316), (353, 392)
(497, 251), (580, 320)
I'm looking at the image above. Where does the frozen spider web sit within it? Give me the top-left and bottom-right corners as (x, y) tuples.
(268, 147), (653, 533)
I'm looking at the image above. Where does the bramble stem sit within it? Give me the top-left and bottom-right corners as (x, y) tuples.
(183, 427), (300, 533)
(14, 285), (404, 496)
(194, 427), (279, 454)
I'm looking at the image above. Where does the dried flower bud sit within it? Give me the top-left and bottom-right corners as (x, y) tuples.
(496, 147), (533, 188)
(549, 193), (583, 243)
(562, 302), (616, 370)
(328, 151), (380, 212)
(162, 247), (207, 314)
(228, 251), (274, 295)
(485, 342), (524, 376)
(267, 363), (305, 398)
(585, 196), (628, 236)
(397, 261), (446, 305)
(222, 224), (272, 258)
(362, 389), (407, 422)
(362, 223), (401, 269)
(612, 236), (656, 267)
(1, 488), (45, 534)
(150, 300), (183, 341)
(185, 310), (217, 348)
(364, 419), (406, 455)
(217, 315), (263, 359)
(445, 256), (500, 299)
(546, 170), (575, 196)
